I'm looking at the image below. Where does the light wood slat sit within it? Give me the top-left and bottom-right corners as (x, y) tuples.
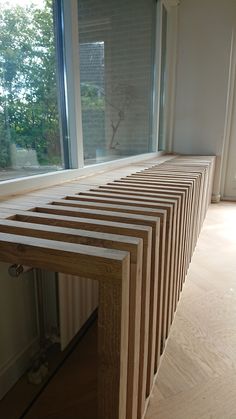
(98, 174), (198, 272)
(118, 176), (197, 305)
(121, 173), (199, 286)
(116, 168), (199, 241)
(91, 185), (183, 338)
(61, 194), (175, 352)
(139, 168), (205, 239)
(161, 168), (206, 230)
(48, 198), (168, 376)
(141, 166), (208, 247)
(78, 188), (180, 346)
(138, 173), (202, 263)
(29, 204), (160, 403)
(124, 173), (200, 250)
(62, 193), (175, 370)
(5, 209), (152, 419)
(114, 178), (191, 300)
(142, 172), (202, 252)
(0, 220), (142, 419)
(0, 232), (130, 419)
(77, 160), (212, 354)
(0, 155), (215, 419)
(123, 181), (188, 318)
(149, 164), (208, 228)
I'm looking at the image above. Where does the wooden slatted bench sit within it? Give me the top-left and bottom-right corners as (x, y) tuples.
(0, 155), (215, 419)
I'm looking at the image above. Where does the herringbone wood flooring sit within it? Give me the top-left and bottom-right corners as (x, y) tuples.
(145, 202), (236, 419)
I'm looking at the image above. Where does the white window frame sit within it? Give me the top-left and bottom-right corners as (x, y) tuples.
(0, 0), (178, 199)
(153, 0), (180, 153)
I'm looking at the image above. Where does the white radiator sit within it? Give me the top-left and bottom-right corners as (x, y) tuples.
(58, 274), (98, 350)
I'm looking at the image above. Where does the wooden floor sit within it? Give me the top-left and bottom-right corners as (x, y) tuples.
(2, 201), (236, 419)
(146, 201), (236, 419)
(24, 324), (98, 419)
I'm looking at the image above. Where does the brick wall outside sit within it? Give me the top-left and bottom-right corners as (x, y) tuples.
(78, 0), (156, 160)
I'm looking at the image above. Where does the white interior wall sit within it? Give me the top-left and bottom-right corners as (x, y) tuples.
(172, 0), (236, 199)
(224, 79), (236, 198)
(0, 264), (39, 399)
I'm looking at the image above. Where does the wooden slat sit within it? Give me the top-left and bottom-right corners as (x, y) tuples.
(48, 198), (168, 381)
(0, 219), (142, 419)
(27, 203), (160, 410)
(0, 154), (215, 419)
(90, 185), (182, 339)
(118, 176), (198, 304)
(65, 193), (175, 360)
(62, 193), (176, 371)
(4, 209), (152, 419)
(0, 232), (130, 419)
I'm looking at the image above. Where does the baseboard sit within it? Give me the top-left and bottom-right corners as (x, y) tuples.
(212, 194), (236, 203)
(221, 196), (236, 202)
(0, 337), (40, 400)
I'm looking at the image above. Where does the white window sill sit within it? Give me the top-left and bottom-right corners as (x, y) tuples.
(0, 152), (171, 199)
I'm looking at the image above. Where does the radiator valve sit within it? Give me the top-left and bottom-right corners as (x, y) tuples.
(8, 264), (33, 278)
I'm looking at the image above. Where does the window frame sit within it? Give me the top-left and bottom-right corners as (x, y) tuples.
(0, 0), (178, 198)
(154, 0), (180, 153)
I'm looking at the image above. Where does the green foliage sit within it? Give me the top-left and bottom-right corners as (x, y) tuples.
(0, 0), (61, 168)
(81, 83), (105, 110)
(0, 124), (10, 168)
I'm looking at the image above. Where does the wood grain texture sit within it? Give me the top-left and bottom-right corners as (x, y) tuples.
(0, 154), (215, 419)
(0, 219), (142, 419)
(0, 210), (152, 419)
(48, 198), (167, 374)
(0, 232), (130, 419)
(29, 202), (161, 404)
(109, 179), (189, 332)
(69, 192), (175, 370)
(89, 185), (182, 342)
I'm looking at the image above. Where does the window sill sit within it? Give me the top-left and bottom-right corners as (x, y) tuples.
(0, 152), (170, 199)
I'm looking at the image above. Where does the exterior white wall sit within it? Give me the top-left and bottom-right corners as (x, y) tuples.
(172, 0), (236, 198)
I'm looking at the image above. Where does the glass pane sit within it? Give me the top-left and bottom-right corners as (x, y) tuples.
(0, 0), (64, 181)
(78, 0), (156, 165)
(158, 5), (168, 151)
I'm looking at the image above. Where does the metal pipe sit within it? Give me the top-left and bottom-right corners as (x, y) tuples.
(34, 269), (46, 347)
(8, 264), (33, 277)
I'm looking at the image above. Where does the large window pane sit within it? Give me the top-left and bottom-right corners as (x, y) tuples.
(0, 0), (64, 181)
(78, 0), (156, 165)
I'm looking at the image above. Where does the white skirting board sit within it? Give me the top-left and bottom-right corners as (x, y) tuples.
(58, 274), (98, 351)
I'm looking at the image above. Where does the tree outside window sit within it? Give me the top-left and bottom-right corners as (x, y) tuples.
(0, 0), (63, 180)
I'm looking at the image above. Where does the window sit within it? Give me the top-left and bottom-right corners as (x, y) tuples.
(0, 0), (64, 181)
(0, 0), (166, 186)
(79, 41), (106, 164)
(78, 0), (157, 165)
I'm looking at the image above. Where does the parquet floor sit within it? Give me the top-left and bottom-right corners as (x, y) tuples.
(145, 201), (236, 419)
